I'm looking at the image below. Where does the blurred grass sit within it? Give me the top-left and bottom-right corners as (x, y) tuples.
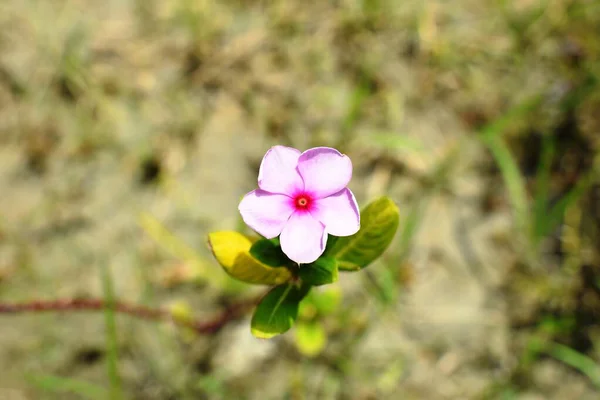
(546, 342), (600, 390)
(138, 213), (230, 290)
(26, 373), (109, 400)
(478, 96), (540, 243)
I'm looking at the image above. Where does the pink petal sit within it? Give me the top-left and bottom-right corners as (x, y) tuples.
(280, 212), (327, 264)
(258, 146), (304, 195)
(297, 147), (352, 198)
(311, 188), (360, 236)
(238, 190), (295, 238)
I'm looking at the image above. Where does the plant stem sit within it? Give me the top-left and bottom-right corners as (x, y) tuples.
(0, 297), (258, 334)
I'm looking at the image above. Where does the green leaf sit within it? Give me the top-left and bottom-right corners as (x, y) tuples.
(329, 196), (400, 269)
(298, 257), (338, 286)
(324, 238), (359, 270)
(322, 235), (340, 257)
(249, 239), (289, 267)
(294, 322), (327, 357)
(208, 231), (292, 285)
(251, 284), (310, 338)
(532, 134), (555, 244)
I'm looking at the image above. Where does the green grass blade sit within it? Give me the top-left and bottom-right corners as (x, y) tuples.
(335, 72), (371, 149)
(480, 134), (529, 234)
(539, 170), (596, 239)
(532, 134), (556, 244)
(397, 198), (428, 261)
(478, 97), (542, 237)
(546, 342), (600, 389)
(479, 96), (542, 139)
(26, 373), (109, 400)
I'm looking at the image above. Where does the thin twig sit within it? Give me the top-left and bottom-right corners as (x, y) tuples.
(0, 296), (261, 334)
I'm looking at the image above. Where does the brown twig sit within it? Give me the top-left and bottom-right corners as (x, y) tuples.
(0, 296), (261, 334)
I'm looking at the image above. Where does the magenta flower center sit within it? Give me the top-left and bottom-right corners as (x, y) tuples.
(293, 193), (312, 211)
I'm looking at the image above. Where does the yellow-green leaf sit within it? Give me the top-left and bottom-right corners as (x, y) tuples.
(294, 322), (327, 357)
(251, 284), (311, 339)
(330, 197), (400, 269)
(208, 231), (292, 285)
(208, 231), (251, 267)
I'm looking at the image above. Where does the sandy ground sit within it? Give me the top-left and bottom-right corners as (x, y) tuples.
(0, 1), (599, 399)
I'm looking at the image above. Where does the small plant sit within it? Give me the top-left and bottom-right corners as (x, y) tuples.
(208, 146), (400, 338)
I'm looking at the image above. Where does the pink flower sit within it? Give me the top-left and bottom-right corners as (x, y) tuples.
(239, 146), (360, 264)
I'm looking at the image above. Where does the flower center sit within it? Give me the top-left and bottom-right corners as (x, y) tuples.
(294, 194), (312, 210)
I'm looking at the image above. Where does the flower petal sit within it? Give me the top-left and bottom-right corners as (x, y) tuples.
(280, 212), (327, 264)
(258, 146), (304, 195)
(311, 188), (360, 236)
(297, 147), (352, 198)
(239, 190), (294, 238)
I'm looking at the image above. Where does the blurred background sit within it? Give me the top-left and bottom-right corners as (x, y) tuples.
(0, 0), (599, 399)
